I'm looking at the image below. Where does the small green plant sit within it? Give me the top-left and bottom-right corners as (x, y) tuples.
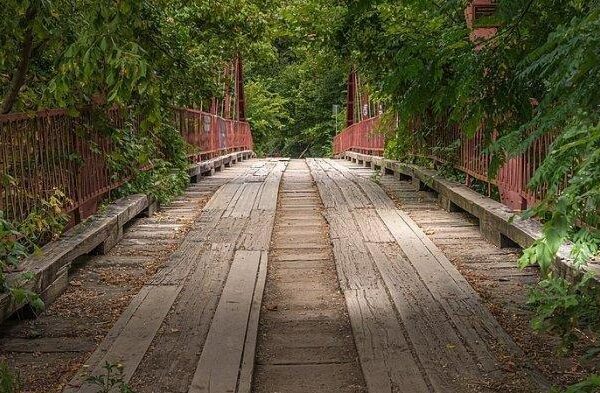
(0, 188), (69, 311)
(87, 362), (134, 393)
(527, 274), (600, 354)
(438, 162), (466, 183)
(0, 213), (43, 311)
(108, 120), (189, 206)
(0, 361), (21, 393)
(0, 212), (29, 271)
(370, 171), (381, 184)
(18, 189), (70, 245)
(555, 374), (600, 393)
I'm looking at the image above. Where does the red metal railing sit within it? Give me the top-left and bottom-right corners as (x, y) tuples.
(334, 115), (552, 210)
(0, 107), (253, 223)
(333, 117), (384, 156)
(174, 108), (253, 162)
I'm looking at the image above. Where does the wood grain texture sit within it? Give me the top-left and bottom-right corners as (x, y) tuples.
(310, 158), (548, 392)
(188, 250), (262, 393)
(67, 159), (281, 393)
(71, 285), (182, 393)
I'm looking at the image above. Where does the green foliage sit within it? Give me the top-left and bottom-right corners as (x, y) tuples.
(107, 118), (189, 205)
(0, 190), (69, 310)
(527, 275), (600, 353)
(0, 213), (29, 272)
(245, 81), (292, 157)
(559, 375), (600, 393)
(1, 0), (280, 314)
(18, 189), (70, 245)
(2, 0), (275, 111)
(340, 0), (600, 387)
(341, 0), (600, 267)
(0, 362), (20, 393)
(87, 362), (134, 393)
(246, 0), (347, 157)
(117, 160), (189, 206)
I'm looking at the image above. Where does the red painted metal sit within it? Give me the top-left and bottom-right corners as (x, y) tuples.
(236, 56), (246, 121)
(0, 108), (253, 223)
(174, 108), (253, 163)
(333, 116), (384, 156)
(346, 70), (357, 127)
(334, 2), (553, 210)
(465, 0), (499, 41)
(334, 116), (552, 211)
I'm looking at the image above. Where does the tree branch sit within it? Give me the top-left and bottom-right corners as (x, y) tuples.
(1, 6), (37, 114)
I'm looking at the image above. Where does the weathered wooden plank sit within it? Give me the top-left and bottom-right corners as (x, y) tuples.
(130, 243), (235, 392)
(323, 210), (360, 241)
(149, 240), (209, 285)
(69, 285), (181, 392)
(377, 208), (520, 371)
(367, 242), (490, 391)
(237, 211), (276, 251)
(0, 337), (95, 353)
(65, 285), (149, 392)
(310, 159), (431, 392)
(185, 209), (224, 242)
(224, 182), (263, 218)
(205, 217), (249, 245)
(325, 159), (396, 209)
(0, 194), (150, 323)
(344, 288), (430, 393)
(352, 209), (394, 243)
(188, 250), (262, 393)
(203, 183), (244, 211)
(62, 158), (270, 393)
(256, 162), (287, 211)
(355, 178), (397, 209)
(306, 159), (348, 211)
(237, 251), (268, 393)
(318, 159), (371, 210)
(310, 158), (553, 392)
(329, 235), (380, 290)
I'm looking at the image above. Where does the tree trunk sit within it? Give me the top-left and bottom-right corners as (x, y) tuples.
(1, 7), (36, 114)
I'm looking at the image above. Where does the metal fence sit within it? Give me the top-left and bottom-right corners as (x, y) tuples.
(333, 117), (384, 156)
(174, 108), (253, 162)
(333, 115), (552, 210)
(0, 107), (253, 223)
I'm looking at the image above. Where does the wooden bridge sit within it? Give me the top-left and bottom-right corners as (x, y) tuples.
(1, 153), (553, 392)
(3, 1), (597, 391)
(0, 50), (576, 393)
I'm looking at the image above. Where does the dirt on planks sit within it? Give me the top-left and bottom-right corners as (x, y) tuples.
(253, 160), (366, 393)
(0, 195), (210, 393)
(378, 173), (599, 390)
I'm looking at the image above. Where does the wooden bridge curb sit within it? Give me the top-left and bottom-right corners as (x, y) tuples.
(188, 150), (254, 180)
(341, 151), (585, 280)
(0, 150), (253, 324)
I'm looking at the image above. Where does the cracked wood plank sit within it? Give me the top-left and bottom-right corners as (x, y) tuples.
(188, 250), (263, 393)
(344, 288), (430, 393)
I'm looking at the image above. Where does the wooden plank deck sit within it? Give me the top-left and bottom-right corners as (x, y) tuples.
(65, 159), (286, 393)
(307, 158), (549, 393)
(253, 160), (365, 393)
(188, 250), (265, 393)
(5, 157), (554, 393)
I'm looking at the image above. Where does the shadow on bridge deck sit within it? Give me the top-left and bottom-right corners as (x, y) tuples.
(0, 157), (551, 393)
